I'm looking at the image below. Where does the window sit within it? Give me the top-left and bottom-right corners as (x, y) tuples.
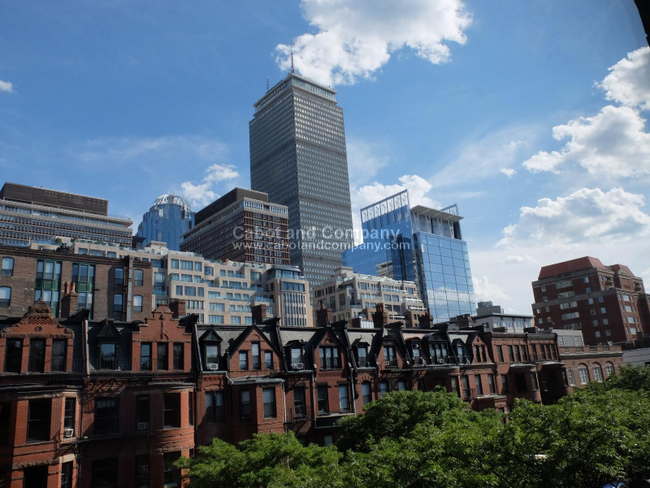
(140, 343), (152, 371)
(4, 338), (21, 373)
(99, 342), (117, 370)
(0, 287), (10, 307)
(133, 295), (143, 313)
(51, 339), (67, 372)
(158, 343), (168, 370)
(136, 395), (150, 427)
(531, 372), (539, 390)
(135, 455), (150, 488)
(171, 259), (179, 269)
(293, 388), (306, 417)
(115, 268), (124, 286)
(163, 452), (181, 488)
(319, 346), (340, 369)
(487, 374), (495, 394)
(567, 369), (575, 386)
(264, 351), (273, 369)
(362, 382), (372, 405)
(27, 398), (50, 441)
(263, 388), (276, 418)
(92, 458), (118, 488)
(94, 398), (119, 435)
(28, 339), (45, 373)
(339, 385), (350, 411)
(239, 351), (248, 370)
(383, 346), (396, 366)
(173, 343), (184, 370)
(515, 374), (527, 393)
(290, 348), (302, 368)
(206, 391), (225, 422)
(317, 385), (329, 413)
(474, 375), (483, 395)
(605, 364), (615, 377)
(578, 366), (589, 384)
(507, 345), (514, 362)
(398, 380), (406, 391)
(500, 374), (509, 394)
(379, 381), (389, 398)
(163, 394), (180, 428)
(188, 392), (194, 426)
(24, 466), (49, 487)
(205, 344), (220, 369)
(113, 294), (123, 315)
(323, 435), (334, 446)
(134, 269), (144, 287)
(61, 461), (73, 488)
(252, 343), (261, 370)
(64, 397), (75, 433)
(496, 346), (504, 362)
(593, 365), (603, 382)
(1, 258), (13, 277)
(240, 390), (251, 420)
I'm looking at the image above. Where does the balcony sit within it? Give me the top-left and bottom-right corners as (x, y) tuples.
(93, 417), (119, 437)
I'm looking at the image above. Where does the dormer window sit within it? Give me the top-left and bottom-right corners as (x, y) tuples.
(319, 346), (340, 369)
(411, 342), (422, 365)
(205, 344), (220, 370)
(99, 343), (117, 370)
(384, 346), (396, 366)
(290, 347), (303, 369)
(357, 346), (368, 367)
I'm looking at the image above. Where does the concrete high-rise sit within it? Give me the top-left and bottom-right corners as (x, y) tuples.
(136, 194), (194, 251)
(0, 182), (132, 248)
(249, 73), (354, 286)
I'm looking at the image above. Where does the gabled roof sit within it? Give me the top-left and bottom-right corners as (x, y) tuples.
(96, 320), (121, 339)
(226, 324), (281, 356)
(199, 328), (223, 343)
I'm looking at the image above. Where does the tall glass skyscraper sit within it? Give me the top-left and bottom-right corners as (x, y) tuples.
(343, 190), (476, 323)
(249, 73), (354, 287)
(136, 194), (194, 251)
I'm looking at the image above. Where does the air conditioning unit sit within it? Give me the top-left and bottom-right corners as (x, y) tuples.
(63, 428), (74, 438)
(292, 362), (304, 370)
(208, 363), (219, 371)
(137, 422), (149, 431)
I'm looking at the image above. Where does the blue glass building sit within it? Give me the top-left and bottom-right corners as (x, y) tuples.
(136, 194), (195, 251)
(343, 190), (475, 323)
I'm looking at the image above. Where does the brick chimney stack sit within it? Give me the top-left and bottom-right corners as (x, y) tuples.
(60, 281), (79, 319)
(316, 300), (333, 328)
(372, 303), (389, 328)
(169, 299), (186, 319)
(252, 304), (267, 324)
(419, 308), (434, 328)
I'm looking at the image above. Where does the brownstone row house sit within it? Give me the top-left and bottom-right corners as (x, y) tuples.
(0, 301), (623, 488)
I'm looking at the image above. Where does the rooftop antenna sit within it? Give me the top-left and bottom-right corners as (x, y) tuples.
(266, 78), (270, 92)
(290, 40), (295, 74)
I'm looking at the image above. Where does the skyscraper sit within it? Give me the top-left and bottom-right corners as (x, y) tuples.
(136, 194), (194, 251)
(249, 72), (354, 286)
(343, 190), (476, 323)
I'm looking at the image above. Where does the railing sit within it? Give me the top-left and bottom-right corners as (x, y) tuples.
(411, 357), (425, 366)
(357, 358), (369, 367)
(286, 405), (308, 422)
(94, 417), (119, 436)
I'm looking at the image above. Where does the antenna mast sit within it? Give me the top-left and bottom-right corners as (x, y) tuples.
(290, 40), (295, 74)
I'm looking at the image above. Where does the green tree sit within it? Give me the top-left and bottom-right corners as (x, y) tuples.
(604, 364), (650, 392)
(178, 432), (344, 488)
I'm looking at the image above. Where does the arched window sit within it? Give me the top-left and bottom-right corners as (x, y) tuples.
(133, 295), (143, 313)
(592, 363), (603, 382)
(1, 257), (14, 277)
(578, 364), (590, 384)
(604, 362), (615, 378)
(113, 294), (123, 312)
(134, 269), (144, 287)
(362, 381), (372, 405)
(0, 287), (11, 307)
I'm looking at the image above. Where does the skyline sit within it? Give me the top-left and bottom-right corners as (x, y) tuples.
(1, 0), (648, 314)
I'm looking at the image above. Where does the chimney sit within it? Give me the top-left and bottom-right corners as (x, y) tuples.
(60, 281), (79, 319)
(252, 304), (267, 324)
(418, 307), (434, 328)
(455, 314), (473, 329)
(169, 299), (186, 319)
(372, 303), (389, 328)
(316, 300), (333, 328)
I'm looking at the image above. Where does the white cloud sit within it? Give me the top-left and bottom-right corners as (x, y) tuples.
(472, 276), (510, 302)
(180, 164), (239, 208)
(598, 46), (650, 111)
(346, 137), (390, 185)
(500, 168), (517, 178)
(276, 0), (471, 86)
(502, 254), (536, 265)
(0, 80), (14, 93)
(522, 105), (650, 178)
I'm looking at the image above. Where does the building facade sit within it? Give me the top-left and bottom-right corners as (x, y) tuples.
(0, 244), (153, 321)
(312, 267), (426, 327)
(343, 190), (476, 323)
(0, 302), (623, 487)
(0, 183), (132, 248)
(531, 257), (650, 346)
(180, 188), (289, 266)
(136, 194), (195, 251)
(249, 73), (354, 286)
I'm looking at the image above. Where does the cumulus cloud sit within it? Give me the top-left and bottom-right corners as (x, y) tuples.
(500, 168), (516, 178)
(180, 164), (239, 208)
(522, 106), (650, 177)
(598, 46), (650, 111)
(472, 276), (510, 302)
(498, 187), (650, 247)
(502, 254), (536, 265)
(276, 0), (472, 86)
(346, 137), (390, 185)
(0, 80), (14, 93)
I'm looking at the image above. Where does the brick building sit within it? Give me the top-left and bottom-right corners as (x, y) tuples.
(531, 257), (650, 346)
(0, 300), (623, 487)
(0, 245), (153, 322)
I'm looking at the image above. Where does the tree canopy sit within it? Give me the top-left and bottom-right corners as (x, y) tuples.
(181, 365), (650, 488)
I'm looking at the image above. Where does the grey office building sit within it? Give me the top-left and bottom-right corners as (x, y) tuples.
(249, 73), (354, 287)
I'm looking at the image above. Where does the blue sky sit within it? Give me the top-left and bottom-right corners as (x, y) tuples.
(1, 0), (649, 313)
